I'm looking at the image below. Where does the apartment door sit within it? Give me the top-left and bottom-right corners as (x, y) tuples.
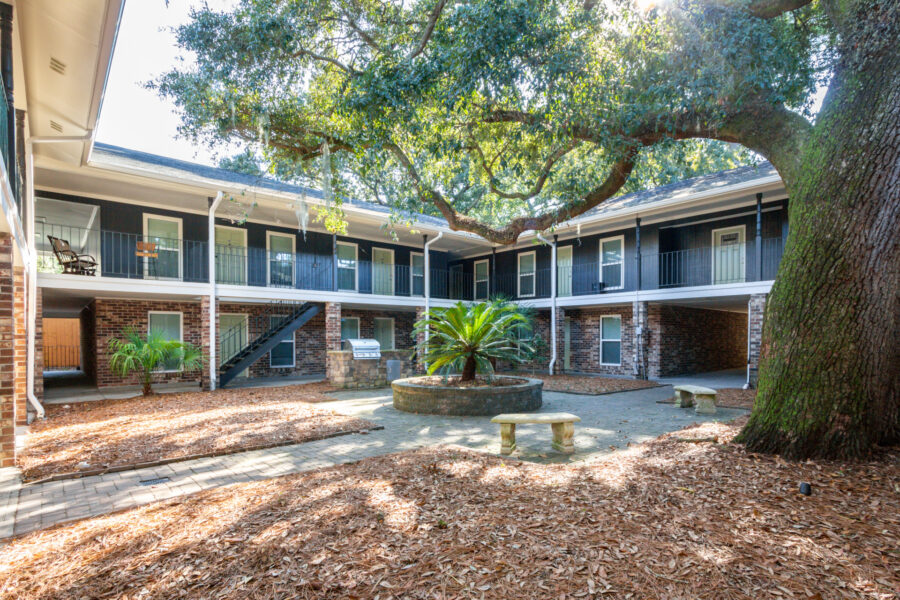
(215, 226), (247, 285)
(712, 226), (746, 285)
(372, 248), (394, 295)
(219, 314), (248, 378)
(557, 245), (573, 297)
(449, 264), (463, 299)
(563, 317), (571, 371)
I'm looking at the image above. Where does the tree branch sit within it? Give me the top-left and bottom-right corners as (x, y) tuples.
(741, 0), (813, 19)
(468, 137), (580, 200)
(406, 0), (448, 60)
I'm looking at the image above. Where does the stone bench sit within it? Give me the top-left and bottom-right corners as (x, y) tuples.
(490, 412), (581, 455)
(673, 384), (717, 414)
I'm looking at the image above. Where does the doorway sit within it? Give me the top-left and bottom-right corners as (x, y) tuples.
(372, 248), (394, 295)
(712, 226), (746, 284)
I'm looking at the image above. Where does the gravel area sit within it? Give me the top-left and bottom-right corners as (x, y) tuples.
(3, 418), (897, 599)
(18, 382), (376, 482)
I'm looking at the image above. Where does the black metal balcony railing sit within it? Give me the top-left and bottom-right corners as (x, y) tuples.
(35, 222), (786, 300)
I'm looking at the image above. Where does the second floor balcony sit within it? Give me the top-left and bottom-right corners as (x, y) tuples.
(36, 221), (786, 301)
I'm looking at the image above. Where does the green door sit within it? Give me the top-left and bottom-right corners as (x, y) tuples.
(216, 227), (247, 285)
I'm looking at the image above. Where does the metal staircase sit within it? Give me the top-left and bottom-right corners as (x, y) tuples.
(217, 301), (320, 388)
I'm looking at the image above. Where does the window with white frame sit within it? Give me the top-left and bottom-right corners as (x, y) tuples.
(518, 251), (536, 297)
(474, 259), (490, 300)
(143, 214), (182, 280)
(267, 231), (295, 287)
(269, 315), (295, 368)
(373, 317), (394, 350)
(341, 317), (360, 340)
(148, 311), (182, 372)
(411, 252), (425, 296)
(600, 315), (622, 365)
(599, 236), (624, 290)
(336, 242), (358, 291)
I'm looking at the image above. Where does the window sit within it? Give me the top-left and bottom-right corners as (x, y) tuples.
(599, 236), (624, 290)
(411, 252), (424, 296)
(267, 232), (295, 287)
(600, 315), (622, 365)
(215, 225), (247, 285)
(515, 323), (534, 359)
(148, 312), (182, 372)
(518, 251), (536, 298)
(336, 242), (358, 291)
(373, 317), (394, 350)
(341, 317), (360, 340)
(143, 214), (182, 280)
(269, 315), (295, 368)
(474, 259), (490, 300)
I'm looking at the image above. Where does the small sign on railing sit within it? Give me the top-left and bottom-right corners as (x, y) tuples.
(135, 241), (158, 258)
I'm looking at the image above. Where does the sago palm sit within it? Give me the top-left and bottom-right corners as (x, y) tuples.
(107, 327), (205, 395)
(414, 300), (532, 382)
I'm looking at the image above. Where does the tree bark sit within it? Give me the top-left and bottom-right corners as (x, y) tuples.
(461, 355), (477, 382)
(738, 17), (900, 459)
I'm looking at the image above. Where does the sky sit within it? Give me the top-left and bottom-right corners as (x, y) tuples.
(95, 0), (240, 166)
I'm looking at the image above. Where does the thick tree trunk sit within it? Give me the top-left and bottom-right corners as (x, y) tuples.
(738, 27), (900, 459)
(461, 355), (477, 382)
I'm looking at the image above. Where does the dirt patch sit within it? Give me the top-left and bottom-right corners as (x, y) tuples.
(4, 420), (897, 599)
(512, 373), (661, 395)
(411, 375), (527, 388)
(715, 388), (756, 409)
(18, 382), (375, 482)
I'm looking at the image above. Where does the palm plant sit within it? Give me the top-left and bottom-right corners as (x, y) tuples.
(107, 327), (205, 395)
(414, 300), (533, 382)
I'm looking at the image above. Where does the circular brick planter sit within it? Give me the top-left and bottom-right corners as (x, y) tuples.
(391, 376), (543, 416)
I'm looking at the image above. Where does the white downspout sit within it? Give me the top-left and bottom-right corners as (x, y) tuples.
(24, 135), (91, 419)
(536, 233), (557, 375)
(208, 192), (224, 391)
(743, 297), (752, 390)
(423, 231), (443, 365)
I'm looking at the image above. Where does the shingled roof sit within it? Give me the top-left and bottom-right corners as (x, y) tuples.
(91, 142), (780, 230)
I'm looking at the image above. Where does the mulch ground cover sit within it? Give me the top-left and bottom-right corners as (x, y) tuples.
(658, 388), (756, 410)
(18, 382), (375, 482)
(513, 373), (661, 395)
(4, 416), (897, 599)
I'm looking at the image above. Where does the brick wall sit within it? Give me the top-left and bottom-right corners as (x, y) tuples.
(217, 301), (328, 379)
(0, 234), (15, 466)
(563, 305), (636, 376)
(647, 305), (747, 378)
(94, 299), (204, 388)
(34, 285), (43, 400)
(340, 308), (416, 350)
(13, 267), (26, 425)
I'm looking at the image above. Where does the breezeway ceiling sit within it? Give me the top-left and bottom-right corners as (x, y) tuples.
(16, 0), (123, 164)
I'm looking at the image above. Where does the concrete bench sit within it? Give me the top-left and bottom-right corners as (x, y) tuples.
(673, 385), (717, 414)
(490, 412), (581, 455)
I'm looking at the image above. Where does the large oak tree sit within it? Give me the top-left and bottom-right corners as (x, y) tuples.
(157, 0), (899, 459)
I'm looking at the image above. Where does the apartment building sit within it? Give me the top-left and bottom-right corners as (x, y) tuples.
(0, 1), (783, 466)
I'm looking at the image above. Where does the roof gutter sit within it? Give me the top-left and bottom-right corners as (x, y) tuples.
(535, 233), (557, 375)
(423, 231), (443, 367)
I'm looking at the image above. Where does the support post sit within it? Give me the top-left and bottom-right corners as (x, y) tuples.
(423, 232), (443, 368)
(491, 247), (496, 297)
(755, 193), (763, 281)
(536, 233), (557, 374)
(207, 192), (223, 391)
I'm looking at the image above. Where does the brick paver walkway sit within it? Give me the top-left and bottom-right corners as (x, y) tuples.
(2, 385), (745, 539)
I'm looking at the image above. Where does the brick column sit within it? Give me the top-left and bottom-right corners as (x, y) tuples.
(325, 302), (342, 381)
(34, 286), (43, 400)
(414, 306), (426, 373)
(645, 303), (662, 379)
(13, 266), (25, 424)
(0, 234), (15, 466)
(632, 300), (649, 379)
(748, 293), (767, 388)
(200, 295), (213, 391)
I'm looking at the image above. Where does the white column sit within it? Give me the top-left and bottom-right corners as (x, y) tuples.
(207, 192), (223, 390)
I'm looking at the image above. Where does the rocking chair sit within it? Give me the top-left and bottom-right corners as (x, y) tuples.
(48, 235), (98, 276)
